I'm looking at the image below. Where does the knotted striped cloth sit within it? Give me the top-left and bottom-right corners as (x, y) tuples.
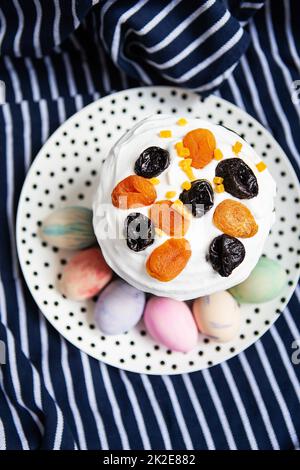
(0, 0), (266, 96)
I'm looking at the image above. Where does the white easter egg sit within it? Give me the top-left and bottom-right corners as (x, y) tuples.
(193, 291), (240, 342)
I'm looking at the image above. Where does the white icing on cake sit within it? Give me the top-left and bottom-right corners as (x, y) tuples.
(93, 115), (276, 300)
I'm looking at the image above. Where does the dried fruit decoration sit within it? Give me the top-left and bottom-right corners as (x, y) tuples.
(134, 146), (170, 178)
(111, 175), (156, 209)
(208, 234), (245, 277)
(183, 128), (216, 169)
(149, 200), (190, 237)
(179, 179), (214, 218)
(146, 238), (191, 282)
(124, 213), (155, 252)
(215, 158), (258, 199)
(213, 199), (258, 238)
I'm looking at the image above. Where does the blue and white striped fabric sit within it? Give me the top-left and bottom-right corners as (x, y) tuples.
(0, 0), (300, 450)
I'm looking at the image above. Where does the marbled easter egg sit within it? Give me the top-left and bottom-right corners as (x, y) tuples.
(94, 280), (145, 335)
(59, 247), (112, 300)
(41, 206), (96, 249)
(144, 297), (198, 352)
(193, 291), (240, 342)
(229, 256), (287, 304)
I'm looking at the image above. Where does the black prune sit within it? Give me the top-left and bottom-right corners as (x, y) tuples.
(134, 146), (170, 178)
(208, 234), (245, 277)
(179, 179), (214, 218)
(215, 158), (258, 199)
(124, 212), (155, 252)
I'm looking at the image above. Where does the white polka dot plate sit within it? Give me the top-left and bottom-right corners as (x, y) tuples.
(16, 87), (300, 375)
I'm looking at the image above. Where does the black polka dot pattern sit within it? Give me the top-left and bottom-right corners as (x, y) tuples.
(16, 87), (300, 375)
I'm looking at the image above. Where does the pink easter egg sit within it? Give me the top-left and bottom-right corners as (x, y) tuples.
(59, 247), (113, 301)
(144, 297), (198, 352)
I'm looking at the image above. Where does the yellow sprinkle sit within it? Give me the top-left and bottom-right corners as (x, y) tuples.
(150, 177), (160, 185)
(256, 161), (267, 172)
(175, 141), (183, 151)
(165, 191), (177, 199)
(171, 200), (192, 220)
(177, 118), (188, 126)
(173, 199), (183, 207)
(181, 181), (191, 191)
(176, 141), (190, 157)
(155, 227), (165, 237)
(180, 147), (190, 158)
(232, 141), (243, 154)
(159, 130), (172, 138)
(213, 176), (224, 185)
(214, 148), (223, 160)
(215, 184), (225, 193)
(179, 158), (196, 181)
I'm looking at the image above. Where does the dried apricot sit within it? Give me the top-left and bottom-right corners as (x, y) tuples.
(183, 128), (216, 169)
(111, 175), (156, 209)
(146, 238), (191, 282)
(149, 200), (190, 237)
(213, 199), (258, 238)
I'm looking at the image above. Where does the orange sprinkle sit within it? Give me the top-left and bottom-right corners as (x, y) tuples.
(175, 141), (183, 152)
(165, 190), (177, 199)
(150, 177), (160, 185)
(232, 141), (243, 154)
(213, 176), (224, 185)
(175, 141), (190, 158)
(179, 158), (196, 181)
(181, 181), (191, 190)
(155, 227), (165, 237)
(159, 130), (172, 138)
(256, 161), (267, 172)
(180, 147), (190, 158)
(215, 184), (225, 193)
(177, 118), (188, 126)
(214, 148), (223, 160)
(171, 200), (192, 220)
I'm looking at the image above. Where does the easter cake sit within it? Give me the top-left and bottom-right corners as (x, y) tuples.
(93, 115), (276, 301)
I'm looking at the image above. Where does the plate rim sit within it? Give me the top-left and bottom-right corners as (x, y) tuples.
(16, 85), (300, 375)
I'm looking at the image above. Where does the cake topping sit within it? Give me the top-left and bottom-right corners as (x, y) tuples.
(146, 238), (191, 282)
(177, 118), (188, 126)
(215, 158), (258, 199)
(208, 234), (245, 277)
(124, 212), (155, 252)
(111, 175), (157, 208)
(214, 148), (223, 160)
(165, 191), (177, 199)
(181, 181), (191, 190)
(214, 184), (225, 193)
(232, 141), (242, 155)
(149, 200), (190, 237)
(213, 176), (224, 185)
(179, 179), (214, 218)
(182, 128), (216, 169)
(256, 161), (267, 172)
(175, 141), (190, 157)
(159, 130), (172, 138)
(178, 158), (196, 181)
(213, 199), (258, 238)
(134, 146), (170, 178)
(150, 177), (160, 185)
(171, 200), (192, 220)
